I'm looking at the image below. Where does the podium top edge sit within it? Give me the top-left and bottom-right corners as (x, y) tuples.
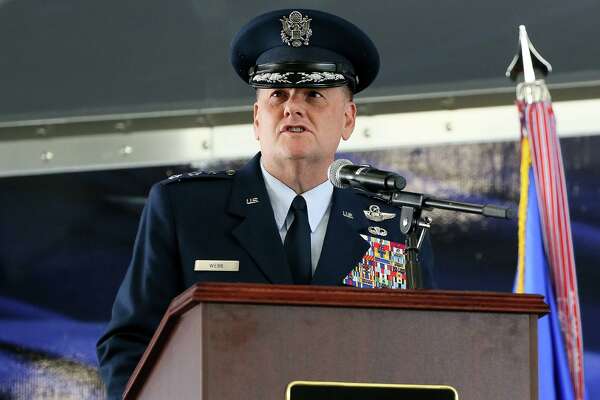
(169, 282), (549, 317)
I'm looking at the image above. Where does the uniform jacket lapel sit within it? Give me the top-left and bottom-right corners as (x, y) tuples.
(312, 187), (409, 287)
(311, 188), (371, 286)
(227, 154), (294, 284)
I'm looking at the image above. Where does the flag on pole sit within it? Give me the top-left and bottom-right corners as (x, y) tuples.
(509, 26), (586, 400)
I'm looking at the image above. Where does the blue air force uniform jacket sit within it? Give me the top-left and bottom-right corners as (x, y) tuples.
(96, 153), (435, 398)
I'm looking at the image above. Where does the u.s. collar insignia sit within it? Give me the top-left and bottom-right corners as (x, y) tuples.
(368, 226), (388, 237)
(280, 11), (312, 47)
(364, 205), (396, 222)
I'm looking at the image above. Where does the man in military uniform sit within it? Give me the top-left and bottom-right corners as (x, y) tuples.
(97, 8), (434, 399)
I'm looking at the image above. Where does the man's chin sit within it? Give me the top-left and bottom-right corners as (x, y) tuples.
(283, 150), (322, 162)
(273, 150), (326, 165)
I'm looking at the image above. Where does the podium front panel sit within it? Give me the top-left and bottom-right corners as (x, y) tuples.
(196, 303), (535, 400)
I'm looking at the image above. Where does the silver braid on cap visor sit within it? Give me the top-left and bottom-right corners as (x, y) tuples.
(296, 71), (345, 83)
(251, 72), (294, 84)
(251, 71), (346, 84)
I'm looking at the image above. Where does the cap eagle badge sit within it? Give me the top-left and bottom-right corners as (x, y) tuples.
(280, 11), (312, 47)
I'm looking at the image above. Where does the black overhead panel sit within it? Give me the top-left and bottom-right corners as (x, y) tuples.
(1, 0), (599, 122)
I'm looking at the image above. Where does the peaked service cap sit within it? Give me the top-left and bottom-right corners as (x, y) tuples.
(230, 9), (380, 93)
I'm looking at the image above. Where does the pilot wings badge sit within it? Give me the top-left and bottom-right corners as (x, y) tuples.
(363, 205), (396, 222)
(280, 11), (312, 47)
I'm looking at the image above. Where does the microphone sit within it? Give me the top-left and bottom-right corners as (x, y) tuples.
(328, 159), (407, 192)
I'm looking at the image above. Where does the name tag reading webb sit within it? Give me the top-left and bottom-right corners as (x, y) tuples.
(194, 260), (239, 272)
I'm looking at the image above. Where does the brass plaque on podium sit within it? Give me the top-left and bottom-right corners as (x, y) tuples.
(286, 381), (458, 400)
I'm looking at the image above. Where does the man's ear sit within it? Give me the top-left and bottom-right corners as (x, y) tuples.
(253, 102), (260, 140)
(341, 101), (357, 141)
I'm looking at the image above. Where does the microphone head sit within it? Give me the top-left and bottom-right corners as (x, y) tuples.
(328, 159), (353, 188)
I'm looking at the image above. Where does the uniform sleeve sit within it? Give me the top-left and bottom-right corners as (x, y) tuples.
(96, 183), (183, 399)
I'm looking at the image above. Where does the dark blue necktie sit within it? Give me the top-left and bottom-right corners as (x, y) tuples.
(284, 195), (312, 284)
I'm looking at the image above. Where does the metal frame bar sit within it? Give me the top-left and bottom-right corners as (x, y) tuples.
(1, 98), (599, 178)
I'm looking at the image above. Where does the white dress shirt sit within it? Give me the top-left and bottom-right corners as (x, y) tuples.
(260, 163), (333, 274)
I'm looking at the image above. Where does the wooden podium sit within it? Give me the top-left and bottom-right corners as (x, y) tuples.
(123, 283), (548, 400)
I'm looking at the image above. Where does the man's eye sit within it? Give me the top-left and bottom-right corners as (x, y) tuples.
(308, 90), (323, 98)
(271, 90), (285, 97)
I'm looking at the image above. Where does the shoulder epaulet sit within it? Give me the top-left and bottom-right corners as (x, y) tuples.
(160, 169), (236, 185)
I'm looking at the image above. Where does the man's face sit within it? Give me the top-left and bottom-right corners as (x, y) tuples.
(253, 87), (356, 168)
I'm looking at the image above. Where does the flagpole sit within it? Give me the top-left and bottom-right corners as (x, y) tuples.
(507, 25), (586, 400)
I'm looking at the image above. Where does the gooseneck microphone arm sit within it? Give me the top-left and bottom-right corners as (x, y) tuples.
(369, 191), (515, 220)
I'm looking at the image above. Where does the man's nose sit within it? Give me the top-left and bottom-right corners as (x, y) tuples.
(283, 95), (305, 117)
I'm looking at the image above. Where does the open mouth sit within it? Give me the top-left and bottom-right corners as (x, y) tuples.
(281, 125), (309, 133)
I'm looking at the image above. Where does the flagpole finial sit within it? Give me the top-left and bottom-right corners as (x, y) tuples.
(506, 25), (552, 83)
